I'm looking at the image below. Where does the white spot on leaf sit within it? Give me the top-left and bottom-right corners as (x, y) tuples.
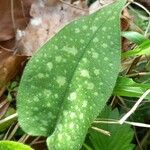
(104, 57), (109, 61)
(55, 56), (62, 62)
(79, 113), (84, 119)
(82, 101), (87, 107)
(70, 112), (76, 119)
(55, 46), (58, 50)
(54, 94), (58, 98)
(100, 82), (103, 86)
(33, 107), (39, 111)
(90, 26), (98, 32)
(38, 73), (44, 78)
(83, 58), (87, 63)
(47, 102), (51, 107)
(80, 39), (84, 44)
(63, 46), (78, 56)
(94, 69), (100, 75)
(68, 92), (77, 101)
(75, 28), (80, 33)
(56, 76), (66, 87)
(102, 27), (107, 31)
(107, 35), (111, 39)
(69, 122), (74, 129)
(33, 96), (39, 102)
(87, 82), (94, 90)
(102, 43), (108, 48)
(80, 69), (90, 78)
(44, 89), (51, 96)
(40, 127), (46, 132)
(47, 62), (53, 70)
(94, 92), (98, 96)
(58, 134), (63, 140)
(92, 52), (99, 58)
(93, 37), (99, 43)
(63, 111), (68, 117)
(83, 25), (88, 30)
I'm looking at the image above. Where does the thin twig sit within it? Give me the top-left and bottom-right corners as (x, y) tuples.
(118, 95), (143, 149)
(19, 134), (30, 143)
(20, 0), (26, 19)
(125, 121), (150, 128)
(10, 0), (16, 31)
(123, 1), (132, 10)
(126, 72), (150, 77)
(7, 123), (19, 140)
(30, 140), (45, 145)
(110, 96), (116, 106)
(137, 130), (150, 150)
(30, 137), (41, 146)
(0, 113), (18, 124)
(91, 126), (111, 136)
(131, 1), (150, 16)
(119, 89), (150, 124)
(0, 45), (13, 52)
(93, 119), (150, 128)
(125, 56), (141, 74)
(114, 95), (142, 149)
(3, 123), (16, 140)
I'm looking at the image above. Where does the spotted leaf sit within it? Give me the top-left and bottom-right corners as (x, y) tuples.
(17, 0), (126, 149)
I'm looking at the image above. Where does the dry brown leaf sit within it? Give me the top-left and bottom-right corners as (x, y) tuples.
(0, 0), (33, 90)
(16, 0), (88, 56)
(0, 49), (27, 88)
(121, 8), (133, 51)
(0, 0), (33, 42)
(121, 8), (131, 31)
(0, 87), (6, 98)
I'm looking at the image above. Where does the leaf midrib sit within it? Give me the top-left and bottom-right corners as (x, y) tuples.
(52, 2), (120, 131)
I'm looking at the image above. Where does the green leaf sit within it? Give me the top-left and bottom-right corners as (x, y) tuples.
(121, 31), (147, 45)
(113, 76), (150, 99)
(122, 39), (150, 58)
(90, 106), (135, 150)
(0, 141), (33, 150)
(17, 0), (126, 149)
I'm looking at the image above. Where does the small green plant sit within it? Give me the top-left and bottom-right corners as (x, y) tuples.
(113, 76), (150, 99)
(15, 0), (127, 149)
(89, 106), (135, 150)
